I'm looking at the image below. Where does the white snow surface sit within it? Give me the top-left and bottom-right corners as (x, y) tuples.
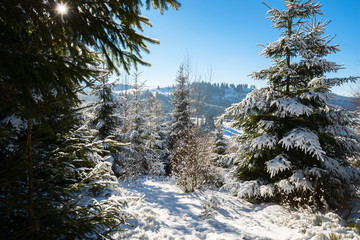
(115, 177), (360, 240)
(114, 85), (173, 96)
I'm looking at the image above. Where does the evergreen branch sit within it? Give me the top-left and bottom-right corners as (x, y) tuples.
(261, 1), (272, 10)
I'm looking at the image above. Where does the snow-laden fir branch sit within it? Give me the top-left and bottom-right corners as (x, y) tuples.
(279, 127), (325, 161)
(266, 154), (292, 178)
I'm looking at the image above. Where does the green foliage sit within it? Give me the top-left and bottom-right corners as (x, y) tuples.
(1, 0), (180, 117)
(328, 233), (342, 240)
(0, 103), (129, 239)
(211, 126), (230, 168)
(169, 65), (192, 173)
(348, 221), (360, 232)
(314, 214), (324, 226)
(213, 126), (227, 156)
(222, 0), (360, 211)
(0, 0), (179, 238)
(89, 74), (121, 140)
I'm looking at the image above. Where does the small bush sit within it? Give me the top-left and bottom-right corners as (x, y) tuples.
(174, 134), (224, 192)
(348, 221), (360, 232)
(328, 233), (342, 240)
(314, 214), (324, 226)
(200, 195), (220, 219)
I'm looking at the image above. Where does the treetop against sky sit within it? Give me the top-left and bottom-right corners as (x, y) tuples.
(132, 0), (360, 96)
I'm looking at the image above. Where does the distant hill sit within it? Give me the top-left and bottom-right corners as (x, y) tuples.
(83, 82), (357, 128)
(134, 83), (357, 118)
(328, 93), (356, 111)
(138, 82), (256, 122)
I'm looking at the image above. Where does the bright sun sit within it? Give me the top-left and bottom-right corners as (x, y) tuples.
(56, 3), (68, 15)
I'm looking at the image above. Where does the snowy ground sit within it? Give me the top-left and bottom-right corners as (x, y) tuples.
(115, 177), (360, 240)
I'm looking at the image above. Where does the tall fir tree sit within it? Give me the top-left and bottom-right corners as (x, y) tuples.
(222, 0), (360, 210)
(38, 119), (130, 239)
(169, 65), (223, 190)
(0, 95), (129, 239)
(115, 72), (148, 178)
(84, 72), (132, 181)
(169, 65), (194, 174)
(143, 94), (168, 176)
(113, 72), (166, 179)
(0, 0), (179, 238)
(89, 72), (121, 140)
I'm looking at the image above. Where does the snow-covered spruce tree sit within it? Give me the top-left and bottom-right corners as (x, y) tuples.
(143, 94), (168, 176)
(111, 73), (144, 179)
(0, 94), (129, 239)
(46, 121), (130, 239)
(89, 72), (121, 140)
(210, 125), (229, 168)
(122, 72), (149, 178)
(221, 0), (360, 210)
(85, 72), (130, 180)
(169, 65), (223, 191)
(169, 64), (194, 174)
(116, 75), (132, 134)
(1, 0), (180, 237)
(113, 72), (165, 179)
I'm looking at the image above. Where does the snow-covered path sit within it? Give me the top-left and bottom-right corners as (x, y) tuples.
(117, 178), (300, 239)
(116, 177), (359, 240)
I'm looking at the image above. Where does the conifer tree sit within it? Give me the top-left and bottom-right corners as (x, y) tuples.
(84, 72), (131, 181)
(89, 73), (121, 140)
(0, 95), (129, 239)
(39, 121), (129, 239)
(222, 0), (360, 210)
(211, 126), (229, 168)
(169, 65), (223, 190)
(0, 0), (179, 237)
(144, 94), (168, 176)
(169, 65), (194, 174)
(114, 72), (148, 178)
(113, 72), (166, 179)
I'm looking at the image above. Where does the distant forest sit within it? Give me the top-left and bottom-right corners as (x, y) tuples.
(124, 81), (256, 130)
(85, 81), (355, 132)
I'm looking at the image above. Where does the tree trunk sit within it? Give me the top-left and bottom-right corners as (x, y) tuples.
(26, 112), (38, 239)
(286, 1), (294, 95)
(286, 24), (292, 94)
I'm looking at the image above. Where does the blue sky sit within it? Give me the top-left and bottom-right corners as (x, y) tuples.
(133, 0), (360, 96)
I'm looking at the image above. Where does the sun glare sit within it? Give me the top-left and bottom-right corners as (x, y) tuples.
(56, 3), (68, 15)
